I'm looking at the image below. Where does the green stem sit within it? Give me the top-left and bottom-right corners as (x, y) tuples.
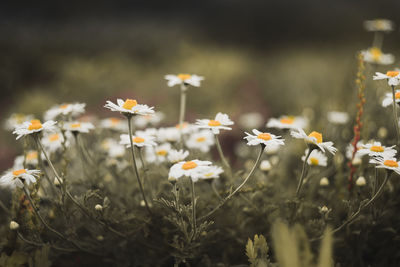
(190, 178), (196, 240)
(214, 134), (232, 177)
(197, 144), (264, 222)
(178, 85), (187, 149)
(372, 31), (384, 49)
(296, 148), (313, 197)
(127, 116), (152, 216)
(391, 85), (400, 145)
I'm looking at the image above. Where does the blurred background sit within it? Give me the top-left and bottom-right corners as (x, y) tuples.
(1, 0), (400, 170)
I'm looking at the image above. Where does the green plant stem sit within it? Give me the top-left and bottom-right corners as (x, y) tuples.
(214, 134), (232, 178)
(296, 148), (313, 197)
(197, 144), (264, 222)
(190, 178), (196, 240)
(178, 84), (187, 149)
(33, 139), (55, 195)
(372, 31), (384, 49)
(127, 116), (152, 216)
(391, 85), (400, 145)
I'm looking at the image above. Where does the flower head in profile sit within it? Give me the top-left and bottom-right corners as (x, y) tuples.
(302, 149), (327, 166)
(167, 149), (189, 164)
(4, 113), (34, 131)
(244, 129), (285, 148)
(358, 141), (396, 159)
(364, 19), (394, 32)
(100, 117), (127, 131)
(168, 160), (212, 182)
(44, 103), (86, 121)
(373, 71), (400, 86)
(165, 74), (204, 88)
(327, 111), (349, 125)
(361, 47), (394, 65)
(64, 122), (94, 134)
(120, 133), (157, 148)
(196, 113), (234, 134)
(41, 132), (65, 153)
(104, 99), (154, 116)
(382, 90), (400, 107)
(371, 156), (400, 175)
(13, 119), (57, 140)
(266, 115), (308, 130)
(186, 130), (215, 152)
(198, 165), (224, 180)
(0, 169), (40, 189)
(291, 128), (337, 154)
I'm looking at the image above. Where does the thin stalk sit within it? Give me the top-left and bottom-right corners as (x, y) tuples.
(178, 85), (187, 149)
(296, 148), (313, 197)
(391, 85), (400, 145)
(214, 134), (232, 177)
(190, 178), (196, 240)
(373, 166), (378, 194)
(17, 231), (75, 252)
(35, 136), (63, 186)
(127, 116), (152, 216)
(372, 31), (384, 49)
(197, 144), (264, 222)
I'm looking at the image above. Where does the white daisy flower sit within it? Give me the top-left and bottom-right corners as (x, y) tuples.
(290, 128), (337, 154)
(104, 98), (155, 116)
(198, 165), (224, 180)
(0, 169), (40, 189)
(120, 133), (157, 148)
(372, 156), (400, 175)
(361, 47), (395, 65)
(13, 119), (57, 140)
(168, 160), (212, 182)
(4, 113), (34, 131)
(167, 149), (189, 164)
(301, 149), (327, 166)
(186, 130), (215, 153)
(345, 140), (365, 160)
(41, 132), (64, 153)
(157, 127), (181, 143)
(327, 111), (349, 125)
(382, 90), (400, 107)
(364, 19), (394, 32)
(101, 138), (125, 158)
(63, 121), (94, 133)
(134, 112), (164, 128)
(12, 150), (40, 169)
(358, 141), (397, 159)
(196, 113), (234, 134)
(164, 74), (204, 88)
(145, 143), (171, 163)
(244, 129), (285, 149)
(44, 103), (86, 121)
(238, 112), (264, 129)
(99, 117), (128, 131)
(373, 71), (400, 86)
(175, 122), (197, 135)
(266, 115), (308, 130)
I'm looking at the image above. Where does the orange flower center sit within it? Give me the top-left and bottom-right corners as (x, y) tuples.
(176, 122), (188, 129)
(49, 134), (60, 141)
(310, 157), (319, 165)
(70, 123), (81, 128)
(182, 161), (198, 170)
(60, 104), (69, 109)
(370, 146), (384, 152)
(370, 47), (382, 61)
(196, 137), (206, 142)
(156, 150), (167, 156)
(178, 74), (191, 81)
(280, 116), (295, 124)
(132, 137), (145, 143)
(384, 160), (398, 167)
(386, 71), (399, 77)
(208, 120), (221, 126)
(308, 131), (323, 143)
(122, 99), (137, 110)
(257, 133), (272, 140)
(110, 118), (120, 125)
(13, 169), (26, 176)
(26, 151), (38, 160)
(28, 120), (43, 130)
(395, 92), (400, 99)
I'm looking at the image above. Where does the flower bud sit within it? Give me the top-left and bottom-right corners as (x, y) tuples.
(356, 176), (366, 186)
(10, 221), (19, 230)
(259, 160), (272, 172)
(95, 204), (103, 211)
(319, 177), (329, 186)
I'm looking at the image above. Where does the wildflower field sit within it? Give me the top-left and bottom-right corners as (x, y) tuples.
(2, 6), (400, 266)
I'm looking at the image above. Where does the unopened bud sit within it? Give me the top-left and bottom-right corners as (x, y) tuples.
(319, 177), (330, 186)
(259, 160), (272, 172)
(352, 157), (362, 166)
(320, 206), (329, 213)
(95, 204), (103, 211)
(54, 177), (62, 186)
(356, 176), (366, 186)
(10, 221), (19, 230)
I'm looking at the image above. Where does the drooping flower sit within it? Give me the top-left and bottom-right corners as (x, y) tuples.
(63, 122), (94, 133)
(364, 19), (394, 32)
(244, 129), (285, 149)
(120, 133), (157, 148)
(13, 119), (57, 140)
(164, 74), (204, 87)
(358, 141), (397, 159)
(167, 149), (189, 164)
(168, 160), (212, 182)
(382, 90), (400, 107)
(186, 130), (215, 153)
(44, 103), (86, 121)
(301, 149), (327, 166)
(361, 47), (395, 65)
(196, 113), (234, 134)
(327, 111), (349, 125)
(291, 128), (337, 154)
(104, 99), (154, 116)
(266, 115), (308, 130)
(0, 169), (40, 189)
(373, 71), (400, 86)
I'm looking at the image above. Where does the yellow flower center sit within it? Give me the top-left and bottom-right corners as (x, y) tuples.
(177, 74), (191, 81)
(196, 137), (206, 142)
(110, 118), (120, 125)
(122, 99), (137, 110)
(384, 160), (398, 167)
(49, 134), (60, 141)
(132, 137), (145, 143)
(176, 122), (188, 129)
(182, 161), (198, 170)
(310, 157), (319, 165)
(13, 169), (26, 176)
(28, 120), (43, 130)
(370, 146), (384, 152)
(208, 120), (221, 126)
(60, 104), (69, 109)
(156, 150), (167, 156)
(257, 133), (272, 140)
(370, 47), (382, 61)
(26, 151), (38, 161)
(280, 116), (295, 124)
(386, 71), (399, 77)
(308, 131), (323, 143)
(70, 123), (81, 128)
